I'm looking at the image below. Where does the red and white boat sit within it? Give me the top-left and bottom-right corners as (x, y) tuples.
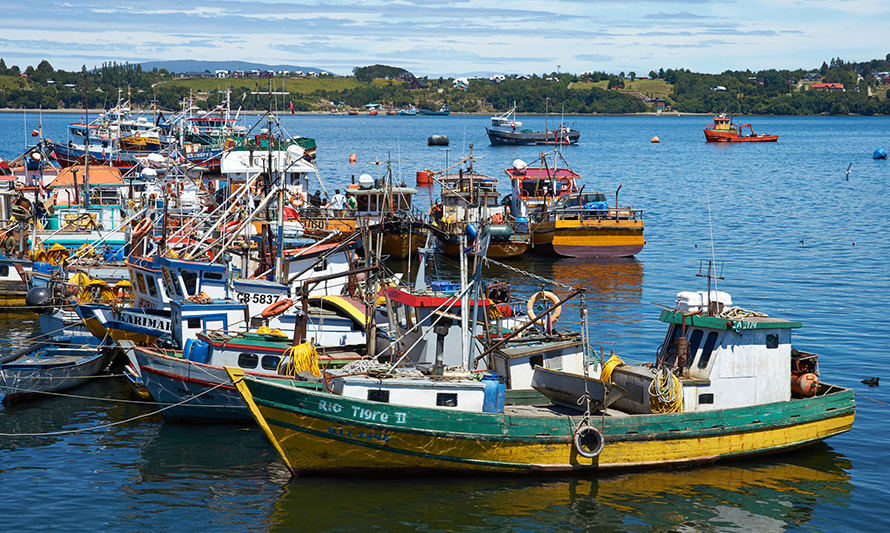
(703, 114), (778, 143)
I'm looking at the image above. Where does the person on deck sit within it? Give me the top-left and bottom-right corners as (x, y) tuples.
(326, 189), (347, 215)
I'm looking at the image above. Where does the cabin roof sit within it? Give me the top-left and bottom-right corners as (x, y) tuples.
(504, 168), (580, 180)
(48, 165), (123, 187)
(660, 310), (802, 330)
(347, 186), (417, 196)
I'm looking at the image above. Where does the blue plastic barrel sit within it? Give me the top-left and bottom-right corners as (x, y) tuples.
(482, 373), (505, 413)
(465, 223), (478, 241)
(874, 148), (888, 160)
(184, 338), (211, 364)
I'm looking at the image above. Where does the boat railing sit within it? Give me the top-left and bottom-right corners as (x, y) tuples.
(548, 207), (644, 222)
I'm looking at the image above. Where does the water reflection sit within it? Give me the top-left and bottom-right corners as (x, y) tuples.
(267, 445), (852, 532)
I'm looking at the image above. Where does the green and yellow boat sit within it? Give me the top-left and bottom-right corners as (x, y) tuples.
(227, 288), (854, 476)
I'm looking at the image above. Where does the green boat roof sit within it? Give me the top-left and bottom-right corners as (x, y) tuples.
(659, 310), (802, 330)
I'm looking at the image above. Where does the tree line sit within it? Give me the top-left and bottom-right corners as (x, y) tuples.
(1, 55), (889, 115)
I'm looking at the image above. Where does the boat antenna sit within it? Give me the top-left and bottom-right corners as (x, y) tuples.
(702, 188), (722, 315)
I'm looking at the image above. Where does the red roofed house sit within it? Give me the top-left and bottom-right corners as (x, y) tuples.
(810, 83), (845, 92)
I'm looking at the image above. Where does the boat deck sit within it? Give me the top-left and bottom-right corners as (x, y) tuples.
(504, 402), (630, 418)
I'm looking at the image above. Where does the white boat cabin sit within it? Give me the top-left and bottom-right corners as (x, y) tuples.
(610, 291), (803, 414)
(329, 374), (490, 413)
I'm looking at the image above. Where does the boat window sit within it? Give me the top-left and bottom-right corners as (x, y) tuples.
(396, 304), (409, 329)
(187, 318), (201, 329)
(181, 270), (199, 296)
(161, 268), (176, 296)
(661, 325), (681, 366)
(436, 393), (458, 407)
(766, 334), (779, 349)
(164, 268), (183, 297)
(368, 389), (390, 403)
(686, 329), (704, 367)
(145, 274), (159, 297)
(356, 195), (369, 212)
(238, 352), (258, 369)
(203, 271), (223, 281)
(699, 393), (714, 404)
(261, 355), (280, 371)
(135, 272), (147, 294)
(697, 332), (720, 369)
(0, 265), (9, 277)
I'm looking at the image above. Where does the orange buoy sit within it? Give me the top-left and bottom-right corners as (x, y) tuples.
(416, 170), (432, 185)
(651, 136), (660, 143)
(31, 129), (39, 137)
(349, 154), (357, 163)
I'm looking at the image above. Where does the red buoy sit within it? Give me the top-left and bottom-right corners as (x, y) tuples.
(416, 170), (432, 185)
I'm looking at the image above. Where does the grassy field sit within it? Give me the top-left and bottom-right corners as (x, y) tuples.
(155, 77), (399, 95)
(0, 75), (29, 90)
(568, 78), (672, 100)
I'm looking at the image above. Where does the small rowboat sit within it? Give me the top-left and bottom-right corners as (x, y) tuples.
(531, 366), (626, 411)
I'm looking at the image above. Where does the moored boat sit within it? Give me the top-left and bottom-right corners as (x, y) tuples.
(703, 114), (778, 143)
(486, 106), (579, 146)
(225, 276), (854, 476)
(504, 152), (645, 258)
(0, 337), (116, 403)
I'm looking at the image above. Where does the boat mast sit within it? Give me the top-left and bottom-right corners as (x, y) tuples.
(460, 233), (470, 369)
(82, 67), (90, 210)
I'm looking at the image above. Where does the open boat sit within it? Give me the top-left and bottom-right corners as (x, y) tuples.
(486, 106), (579, 146)
(703, 114), (778, 143)
(0, 337), (116, 403)
(226, 279), (854, 476)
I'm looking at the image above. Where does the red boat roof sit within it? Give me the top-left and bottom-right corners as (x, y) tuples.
(504, 167), (580, 180)
(380, 286), (492, 309)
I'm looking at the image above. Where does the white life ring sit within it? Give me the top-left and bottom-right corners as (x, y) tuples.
(573, 425), (604, 458)
(527, 290), (561, 325)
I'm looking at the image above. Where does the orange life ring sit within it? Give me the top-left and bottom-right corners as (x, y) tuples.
(527, 290), (561, 325)
(132, 217), (152, 239)
(261, 298), (293, 318)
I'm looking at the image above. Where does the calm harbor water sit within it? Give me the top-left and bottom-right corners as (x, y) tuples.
(1, 111), (889, 531)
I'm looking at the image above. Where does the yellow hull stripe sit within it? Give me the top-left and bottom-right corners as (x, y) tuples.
(254, 404), (854, 473)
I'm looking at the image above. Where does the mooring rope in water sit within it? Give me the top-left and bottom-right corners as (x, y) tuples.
(0, 380), (233, 437)
(481, 256), (577, 291)
(854, 391), (890, 407)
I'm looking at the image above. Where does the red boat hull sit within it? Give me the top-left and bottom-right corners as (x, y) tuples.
(704, 129), (778, 143)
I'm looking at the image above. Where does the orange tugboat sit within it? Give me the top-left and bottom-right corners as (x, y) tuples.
(703, 114), (778, 143)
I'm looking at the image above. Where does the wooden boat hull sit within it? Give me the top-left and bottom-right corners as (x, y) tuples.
(532, 219), (645, 258)
(229, 371), (855, 476)
(135, 348), (256, 421)
(0, 342), (115, 402)
(486, 128), (580, 146)
(703, 130), (778, 143)
(436, 237), (529, 259)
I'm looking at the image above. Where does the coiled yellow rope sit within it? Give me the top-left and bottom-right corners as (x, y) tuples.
(600, 353), (624, 383)
(649, 367), (683, 413)
(282, 342), (320, 377)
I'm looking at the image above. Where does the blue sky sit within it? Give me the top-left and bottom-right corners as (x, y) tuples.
(2, 0), (887, 76)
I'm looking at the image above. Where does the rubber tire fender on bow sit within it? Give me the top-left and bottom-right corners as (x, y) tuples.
(573, 425), (604, 459)
(261, 298), (294, 318)
(527, 290), (561, 325)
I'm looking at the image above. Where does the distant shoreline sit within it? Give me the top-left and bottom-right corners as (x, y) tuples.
(0, 108), (722, 117)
